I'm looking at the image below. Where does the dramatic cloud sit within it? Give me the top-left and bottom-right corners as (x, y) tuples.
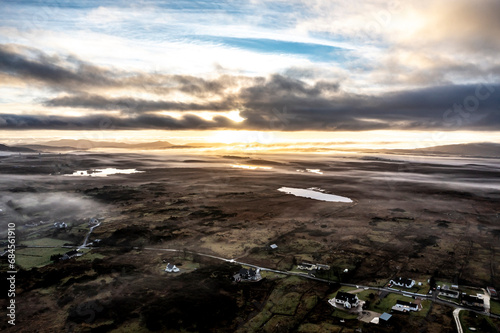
(0, 44), (116, 90)
(2, 82), (499, 131)
(44, 94), (239, 113)
(0, 0), (499, 138)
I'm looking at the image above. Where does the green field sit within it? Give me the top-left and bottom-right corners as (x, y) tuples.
(331, 308), (358, 320)
(15, 247), (66, 269)
(20, 237), (69, 247)
(298, 323), (342, 333)
(271, 291), (302, 315)
(490, 300), (500, 315)
(370, 293), (415, 313)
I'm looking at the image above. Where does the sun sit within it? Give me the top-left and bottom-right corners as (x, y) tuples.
(207, 130), (276, 144)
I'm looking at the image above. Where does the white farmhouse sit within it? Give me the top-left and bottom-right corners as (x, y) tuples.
(165, 263), (180, 273)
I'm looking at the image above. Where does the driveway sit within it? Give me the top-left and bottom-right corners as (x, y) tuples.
(453, 308), (463, 333)
(358, 310), (382, 323)
(481, 289), (491, 313)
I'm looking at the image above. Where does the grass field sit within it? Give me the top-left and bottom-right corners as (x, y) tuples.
(15, 247), (66, 269)
(19, 237), (69, 247)
(271, 292), (302, 315)
(370, 293), (415, 313)
(298, 323), (342, 333)
(490, 300), (500, 315)
(331, 308), (358, 320)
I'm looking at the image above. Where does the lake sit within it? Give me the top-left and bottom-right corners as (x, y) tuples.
(66, 168), (144, 177)
(278, 187), (353, 203)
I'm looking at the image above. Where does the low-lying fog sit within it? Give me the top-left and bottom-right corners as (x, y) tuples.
(1, 151), (499, 235)
(0, 191), (105, 233)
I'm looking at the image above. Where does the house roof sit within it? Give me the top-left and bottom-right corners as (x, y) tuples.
(336, 291), (358, 303)
(166, 263), (174, 269)
(380, 313), (392, 321)
(300, 262), (315, 267)
(462, 295), (484, 304)
(393, 277), (413, 285)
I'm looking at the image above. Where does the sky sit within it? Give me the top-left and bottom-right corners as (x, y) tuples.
(0, 0), (499, 148)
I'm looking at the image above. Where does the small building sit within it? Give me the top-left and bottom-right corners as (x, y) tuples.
(54, 222), (67, 229)
(439, 289), (460, 298)
(270, 244), (278, 249)
(379, 312), (392, 323)
(487, 287), (497, 298)
(389, 277), (415, 289)
(297, 263), (317, 271)
(165, 263), (180, 273)
(461, 295), (484, 308)
(391, 300), (420, 312)
(316, 264), (330, 270)
(334, 291), (360, 309)
(89, 218), (99, 226)
(60, 249), (81, 260)
(235, 267), (262, 282)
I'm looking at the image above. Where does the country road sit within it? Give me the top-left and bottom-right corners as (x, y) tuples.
(138, 245), (500, 332)
(453, 308), (463, 333)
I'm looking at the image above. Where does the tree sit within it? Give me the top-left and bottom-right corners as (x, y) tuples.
(50, 254), (62, 263)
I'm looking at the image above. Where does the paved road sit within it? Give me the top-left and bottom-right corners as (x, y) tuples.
(139, 247), (500, 328)
(453, 308), (463, 333)
(78, 222), (101, 249)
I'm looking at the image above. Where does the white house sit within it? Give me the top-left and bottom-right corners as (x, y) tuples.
(165, 263), (180, 273)
(89, 218), (99, 226)
(54, 222), (67, 229)
(297, 263), (317, 271)
(391, 300), (420, 312)
(389, 277), (415, 288)
(334, 291), (360, 309)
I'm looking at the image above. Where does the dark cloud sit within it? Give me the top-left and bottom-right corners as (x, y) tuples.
(0, 113), (236, 130)
(2, 82), (499, 131)
(238, 83), (500, 131)
(44, 94), (239, 113)
(2, 44), (499, 132)
(0, 44), (248, 96)
(0, 44), (116, 90)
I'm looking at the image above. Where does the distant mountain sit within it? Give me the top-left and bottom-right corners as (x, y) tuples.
(15, 144), (82, 152)
(387, 143), (500, 158)
(0, 144), (37, 152)
(16, 139), (177, 151)
(42, 139), (174, 149)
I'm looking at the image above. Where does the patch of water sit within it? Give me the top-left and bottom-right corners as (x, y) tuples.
(66, 168), (144, 177)
(278, 187), (352, 203)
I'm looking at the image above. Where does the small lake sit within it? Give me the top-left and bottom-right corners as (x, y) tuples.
(278, 187), (353, 203)
(67, 168), (144, 177)
(296, 169), (324, 174)
(231, 164), (272, 170)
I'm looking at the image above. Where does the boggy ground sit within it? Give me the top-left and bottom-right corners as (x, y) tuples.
(0, 151), (499, 332)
